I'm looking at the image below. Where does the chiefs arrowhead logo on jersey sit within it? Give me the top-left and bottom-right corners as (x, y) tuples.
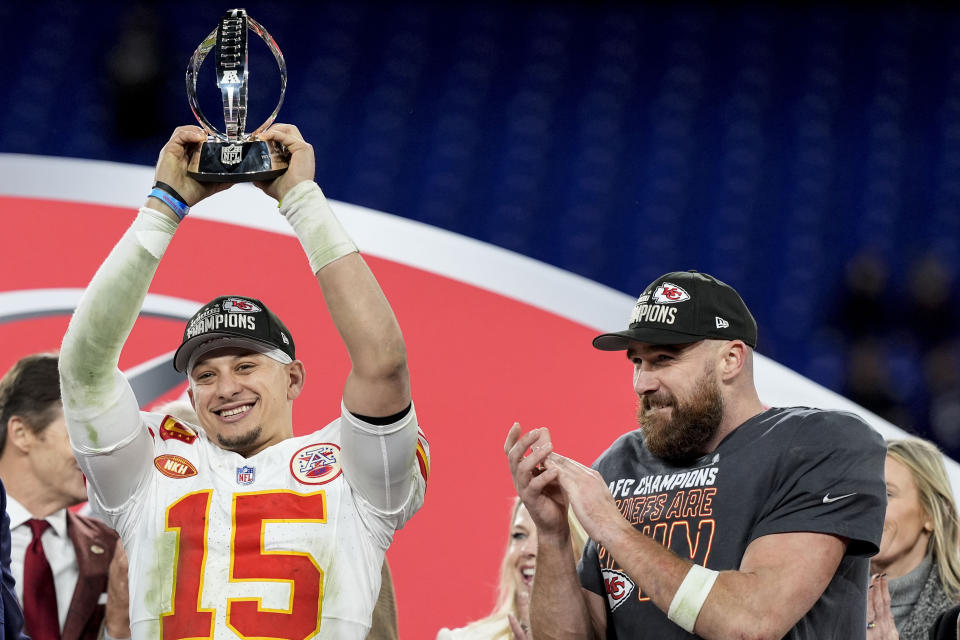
(158, 416), (198, 444)
(290, 443), (342, 485)
(602, 568), (636, 611)
(154, 454), (198, 479)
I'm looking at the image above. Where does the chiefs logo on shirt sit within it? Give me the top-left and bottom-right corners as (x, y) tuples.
(602, 568), (636, 611)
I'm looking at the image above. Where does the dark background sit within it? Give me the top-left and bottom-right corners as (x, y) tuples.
(1, 1), (958, 455)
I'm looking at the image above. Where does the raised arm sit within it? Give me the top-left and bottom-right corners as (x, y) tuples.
(59, 126), (229, 508)
(258, 125), (409, 418)
(257, 125), (418, 517)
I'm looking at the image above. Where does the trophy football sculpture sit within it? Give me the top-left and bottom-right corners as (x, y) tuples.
(186, 8), (289, 182)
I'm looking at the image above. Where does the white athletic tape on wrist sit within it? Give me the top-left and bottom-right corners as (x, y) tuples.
(135, 206), (178, 259)
(279, 181), (358, 273)
(667, 564), (718, 633)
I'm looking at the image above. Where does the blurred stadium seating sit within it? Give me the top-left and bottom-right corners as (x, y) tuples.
(0, 0), (957, 453)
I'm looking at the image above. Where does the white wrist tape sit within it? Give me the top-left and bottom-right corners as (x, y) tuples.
(135, 206), (179, 258)
(279, 181), (358, 274)
(667, 564), (718, 633)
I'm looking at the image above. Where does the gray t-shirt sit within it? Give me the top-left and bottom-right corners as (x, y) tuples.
(578, 407), (886, 639)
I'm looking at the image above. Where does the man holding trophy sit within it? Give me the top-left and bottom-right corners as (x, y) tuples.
(58, 10), (428, 639)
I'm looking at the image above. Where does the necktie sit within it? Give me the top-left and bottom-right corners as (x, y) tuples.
(23, 518), (60, 640)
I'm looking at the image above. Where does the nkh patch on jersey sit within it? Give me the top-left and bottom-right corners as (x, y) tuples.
(154, 454), (198, 479)
(290, 443), (342, 485)
(158, 415), (198, 444)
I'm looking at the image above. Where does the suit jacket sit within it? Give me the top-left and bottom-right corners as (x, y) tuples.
(0, 481), (27, 640)
(62, 511), (119, 640)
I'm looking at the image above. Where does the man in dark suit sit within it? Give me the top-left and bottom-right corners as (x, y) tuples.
(0, 353), (129, 640)
(0, 478), (27, 640)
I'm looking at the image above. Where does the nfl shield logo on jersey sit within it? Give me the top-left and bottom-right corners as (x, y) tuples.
(221, 144), (242, 165)
(236, 465), (255, 485)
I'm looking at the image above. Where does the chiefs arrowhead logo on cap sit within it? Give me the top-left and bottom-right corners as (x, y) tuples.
(652, 283), (690, 304)
(222, 297), (262, 313)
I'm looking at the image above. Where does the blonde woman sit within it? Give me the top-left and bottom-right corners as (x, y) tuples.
(867, 438), (960, 640)
(437, 498), (588, 639)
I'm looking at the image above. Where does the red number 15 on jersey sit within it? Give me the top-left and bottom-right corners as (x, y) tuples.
(162, 490), (328, 640)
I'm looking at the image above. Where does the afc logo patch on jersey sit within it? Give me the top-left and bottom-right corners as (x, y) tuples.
(602, 568), (636, 611)
(236, 465), (255, 485)
(154, 454), (198, 479)
(158, 416), (198, 445)
(290, 443), (342, 485)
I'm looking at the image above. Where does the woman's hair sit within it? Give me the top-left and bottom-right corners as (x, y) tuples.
(887, 438), (960, 600)
(461, 497), (589, 639)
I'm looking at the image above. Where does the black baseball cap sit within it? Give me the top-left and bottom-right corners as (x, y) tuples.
(593, 271), (757, 351)
(173, 295), (296, 373)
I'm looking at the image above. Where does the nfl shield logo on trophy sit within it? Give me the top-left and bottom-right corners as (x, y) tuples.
(221, 144), (242, 165)
(236, 465), (255, 485)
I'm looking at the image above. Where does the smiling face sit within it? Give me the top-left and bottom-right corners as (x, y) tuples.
(187, 347), (304, 457)
(628, 340), (725, 462)
(873, 455), (933, 578)
(506, 504), (537, 596)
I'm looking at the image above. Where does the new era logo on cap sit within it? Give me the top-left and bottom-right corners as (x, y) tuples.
(592, 270), (758, 351)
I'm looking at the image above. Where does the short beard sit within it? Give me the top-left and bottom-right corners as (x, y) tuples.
(217, 426), (263, 456)
(636, 367), (724, 464)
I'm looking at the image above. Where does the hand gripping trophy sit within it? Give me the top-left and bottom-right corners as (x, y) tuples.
(186, 8), (290, 182)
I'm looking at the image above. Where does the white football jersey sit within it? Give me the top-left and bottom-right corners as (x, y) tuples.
(90, 406), (429, 639)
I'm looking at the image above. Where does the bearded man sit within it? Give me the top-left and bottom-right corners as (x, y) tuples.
(505, 270), (887, 640)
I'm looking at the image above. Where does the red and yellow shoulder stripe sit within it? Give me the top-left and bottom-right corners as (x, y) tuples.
(415, 427), (430, 486)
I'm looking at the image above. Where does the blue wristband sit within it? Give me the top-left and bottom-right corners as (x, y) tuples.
(148, 188), (190, 220)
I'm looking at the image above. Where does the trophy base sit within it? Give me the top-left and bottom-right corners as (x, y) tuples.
(187, 139), (289, 183)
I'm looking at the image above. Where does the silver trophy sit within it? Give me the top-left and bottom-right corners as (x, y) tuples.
(186, 8), (289, 182)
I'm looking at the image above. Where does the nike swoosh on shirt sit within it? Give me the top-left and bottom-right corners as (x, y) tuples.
(822, 492), (857, 504)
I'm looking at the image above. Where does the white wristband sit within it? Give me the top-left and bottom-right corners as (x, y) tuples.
(279, 181), (358, 274)
(667, 563), (718, 633)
